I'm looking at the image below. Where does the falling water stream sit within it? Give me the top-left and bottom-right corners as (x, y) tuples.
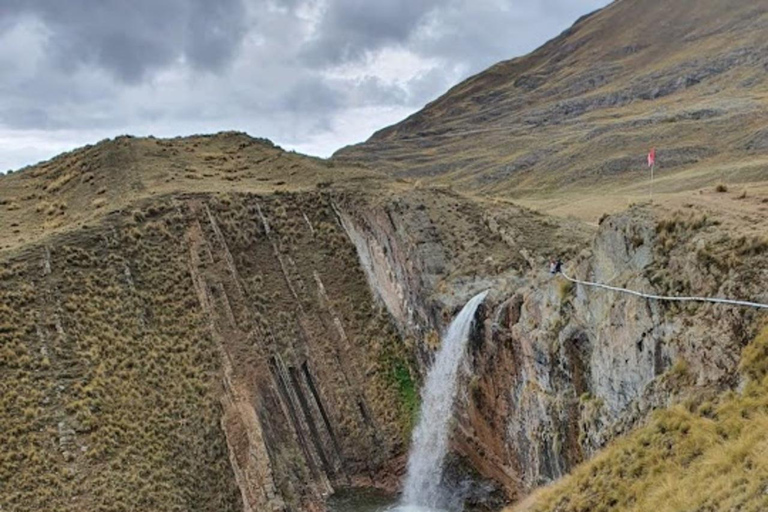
(400, 291), (488, 510)
(328, 291), (488, 512)
(398, 290), (489, 512)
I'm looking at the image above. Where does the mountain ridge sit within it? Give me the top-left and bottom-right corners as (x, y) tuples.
(334, 0), (768, 219)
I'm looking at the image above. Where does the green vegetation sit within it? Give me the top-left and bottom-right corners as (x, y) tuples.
(389, 358), (420, 430)
(512, 326), (768, 512)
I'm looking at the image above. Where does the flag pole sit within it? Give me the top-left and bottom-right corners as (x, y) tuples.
(648, 147), (656, 204)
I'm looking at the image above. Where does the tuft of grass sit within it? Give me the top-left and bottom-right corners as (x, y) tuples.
(557, 278), (574, 300)
(740, 326), (768, 381)
(715, 183), (728, 193)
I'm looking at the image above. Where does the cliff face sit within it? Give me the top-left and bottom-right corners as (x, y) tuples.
(0, 189), (421, 512)
(339, 198), (767, 501)
(183, 192), (419, 512)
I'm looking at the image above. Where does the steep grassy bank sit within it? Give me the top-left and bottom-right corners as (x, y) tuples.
(511, 326), (768, 512)
(0, 201), (242, 511)
(0, 188), (426, 512)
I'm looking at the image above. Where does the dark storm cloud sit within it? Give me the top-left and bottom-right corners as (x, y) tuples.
(301, 0), (443, 65)
(4, 0), (248, 82)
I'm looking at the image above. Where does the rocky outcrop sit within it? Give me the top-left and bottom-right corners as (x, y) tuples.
(182, 192), (420, 512)
(459, 207), (765, 497)
(334, 198), (766, 503)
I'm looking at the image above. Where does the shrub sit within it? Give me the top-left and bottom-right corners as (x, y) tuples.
(740, 326), (768, 381)
(557, 279), (574, 300)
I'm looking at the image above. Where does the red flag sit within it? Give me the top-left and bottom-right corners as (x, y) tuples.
(647, 148), (656, 167)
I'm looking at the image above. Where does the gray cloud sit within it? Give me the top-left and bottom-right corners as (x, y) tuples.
(301, 0), (442, 65)
(0, 0), (612, 171)
(6, 0), (248, 82)
(281, 77), (342, 114)
(412, 0), (610, 67)
(0, 107), (52, 130)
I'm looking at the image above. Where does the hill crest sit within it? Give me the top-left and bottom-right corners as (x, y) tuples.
(334, 0), (768, 211)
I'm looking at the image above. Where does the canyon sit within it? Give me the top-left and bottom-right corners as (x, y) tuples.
(3, 0), (768, 510)
(2, 133), (766, 512)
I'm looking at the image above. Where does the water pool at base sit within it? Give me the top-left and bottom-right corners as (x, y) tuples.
(326, 488), (396, 512)
(326, 488), (446, 512)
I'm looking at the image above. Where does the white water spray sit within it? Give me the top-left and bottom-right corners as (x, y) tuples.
(399, 291), (489, 511)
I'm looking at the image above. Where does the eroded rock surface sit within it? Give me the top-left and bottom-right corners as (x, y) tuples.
(339, 199), (766, 503)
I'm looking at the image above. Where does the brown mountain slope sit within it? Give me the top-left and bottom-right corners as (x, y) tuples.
(2, 130), (767, 512)
(0, 132), (377, 254)
(0, 133), (594, 512)
(335, 0), (768, 216)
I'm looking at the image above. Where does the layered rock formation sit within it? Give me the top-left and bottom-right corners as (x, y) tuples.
(351, 202), (766, 501)
(3, 133), (766, 512)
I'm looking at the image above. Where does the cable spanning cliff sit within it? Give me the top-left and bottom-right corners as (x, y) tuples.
(560, 272), (768, 310)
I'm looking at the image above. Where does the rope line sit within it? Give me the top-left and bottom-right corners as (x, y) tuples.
(561, 272), (768, 310)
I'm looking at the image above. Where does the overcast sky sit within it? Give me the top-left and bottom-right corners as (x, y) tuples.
(0, 0), (610, 172)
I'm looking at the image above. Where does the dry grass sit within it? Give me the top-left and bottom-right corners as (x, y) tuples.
(0, 203), (242, 512)
(645, 205), (768, 305)
(335, 0), (768, 223)
(510, 326), (768, 512)
(0, 132), (380, 254)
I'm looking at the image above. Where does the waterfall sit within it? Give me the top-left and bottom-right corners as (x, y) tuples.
(398, 291), (489, 511)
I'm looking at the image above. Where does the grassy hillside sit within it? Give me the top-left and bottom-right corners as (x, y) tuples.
(0, 201), (243, 511)
(510, 326), (768, 512)
(0, 190), (420, 512)
(0, 132), (376, 254)
(0, 132), (594, 511)
(335, 0), (768, 220)
(0, 134), (396, 511)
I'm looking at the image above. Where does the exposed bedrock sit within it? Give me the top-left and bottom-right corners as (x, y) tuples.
(180, 192), (420, 512)
(337, 197), (765, 503)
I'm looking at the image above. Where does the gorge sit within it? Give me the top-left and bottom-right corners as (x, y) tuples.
(3, 0), (768, 510)
(2, 133), (766, 512)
